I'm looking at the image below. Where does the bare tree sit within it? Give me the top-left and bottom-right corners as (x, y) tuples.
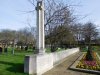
(82, 22), (98, 61)
(44, 2), (76, 51)
(70, 23), (84, 45)
(0, 29), (17, 54)
(83, 22), (98, 45)
(27, 0), (77, 52)
(17, 27), (35, 50)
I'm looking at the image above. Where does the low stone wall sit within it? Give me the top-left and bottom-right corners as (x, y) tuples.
(24, 48), (79, 75)
(53, 48), (79, 65)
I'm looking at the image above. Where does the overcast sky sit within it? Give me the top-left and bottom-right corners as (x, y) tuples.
(0, 0), (100, 30)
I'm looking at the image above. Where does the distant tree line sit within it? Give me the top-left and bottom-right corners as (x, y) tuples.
(0, 27), (36, 51)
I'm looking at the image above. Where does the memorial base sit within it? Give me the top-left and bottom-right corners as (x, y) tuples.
(24, 53), (53, 75)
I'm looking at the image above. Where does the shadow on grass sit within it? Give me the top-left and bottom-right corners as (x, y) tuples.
(0, 60), (26, 74)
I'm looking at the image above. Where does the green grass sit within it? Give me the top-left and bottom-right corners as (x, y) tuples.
(81, 46), (100, 55)
(0, 46), (100, 75)
(0, 48), (33, 75)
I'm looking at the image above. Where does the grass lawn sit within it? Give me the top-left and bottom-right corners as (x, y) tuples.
(0, 48), (33, 75)
(81, 46), (100, 55)
(0, 47), (66, 75)
(0, 46), (100, 75)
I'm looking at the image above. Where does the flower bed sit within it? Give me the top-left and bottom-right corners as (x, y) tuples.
(76, 52), (100, 71)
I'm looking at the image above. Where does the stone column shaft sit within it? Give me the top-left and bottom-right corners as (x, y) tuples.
(36, 1), (45, 54)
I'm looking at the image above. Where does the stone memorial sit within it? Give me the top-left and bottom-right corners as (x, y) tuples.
(24, 0), (79, 75)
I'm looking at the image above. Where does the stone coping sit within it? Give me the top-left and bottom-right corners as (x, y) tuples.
(69, 52), (100, 74)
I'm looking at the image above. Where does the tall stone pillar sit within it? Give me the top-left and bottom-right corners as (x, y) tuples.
(36, 0), (45, 54)
(24, 1), (53, 74)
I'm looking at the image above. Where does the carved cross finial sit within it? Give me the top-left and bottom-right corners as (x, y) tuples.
(36, 1), (43, 10)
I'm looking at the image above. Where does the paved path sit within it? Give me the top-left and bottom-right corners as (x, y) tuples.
(43, 52), (98, 75)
